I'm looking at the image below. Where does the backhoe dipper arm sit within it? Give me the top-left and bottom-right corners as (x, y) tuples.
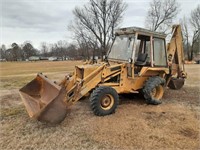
(167, 25), (187, 78)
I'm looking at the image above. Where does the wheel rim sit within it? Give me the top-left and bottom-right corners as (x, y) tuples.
(150, 85), (164, 100)
(100, 94), (114, 110)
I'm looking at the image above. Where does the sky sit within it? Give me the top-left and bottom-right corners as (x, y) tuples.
(0, 0), (199, 49)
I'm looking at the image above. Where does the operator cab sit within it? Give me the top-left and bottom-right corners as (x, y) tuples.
(108, 27), (168, 68)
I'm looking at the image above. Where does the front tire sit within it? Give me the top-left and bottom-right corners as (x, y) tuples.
(90, 86), (119, 116)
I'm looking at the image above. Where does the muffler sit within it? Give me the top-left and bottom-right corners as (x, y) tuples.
(19, 73), (67, 124)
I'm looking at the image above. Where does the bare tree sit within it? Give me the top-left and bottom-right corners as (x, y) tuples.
(22, 41), (37, 60)
(77, 36), (91, 60)
(73, 24), (97, 60)
(4, 43), (21, 61)
(190, 4), (200, 59)
(69, 0), (127, 60)
(0, 44), (6, 60)
(180, 16), (191, 60)
(12, 43), (21, 61)
(40, 42), (48, 57)
(145, 0), (179, 32)
(67, 44), (79, 59)
(56, 40), (68, 60)
(190, 5), (200, 30)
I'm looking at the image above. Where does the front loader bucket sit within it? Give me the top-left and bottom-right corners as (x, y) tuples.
(19, 73), (67, 124)
(168, 77), (185, 90)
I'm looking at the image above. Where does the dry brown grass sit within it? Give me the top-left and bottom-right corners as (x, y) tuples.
(0, 61), (199, 150)
(0, 61), (83, 89)
(0, 61), (83, 76)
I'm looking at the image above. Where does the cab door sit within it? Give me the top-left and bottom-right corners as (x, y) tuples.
(153, 38), (167, 67)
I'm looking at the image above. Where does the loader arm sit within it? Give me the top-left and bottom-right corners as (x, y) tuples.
(19, 63), (123, 123)
(62, 64), (106, 106)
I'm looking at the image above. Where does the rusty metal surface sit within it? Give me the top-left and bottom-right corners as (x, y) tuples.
(19, 73), (67, 124)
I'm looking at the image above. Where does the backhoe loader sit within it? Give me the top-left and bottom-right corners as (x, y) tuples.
(19, 25), (187, 124)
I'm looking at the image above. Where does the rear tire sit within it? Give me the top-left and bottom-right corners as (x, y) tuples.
(90, 86), (119, 116)
(143, 76), (165, 105)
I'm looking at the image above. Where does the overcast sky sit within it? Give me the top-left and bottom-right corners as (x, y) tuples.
(1, 0), (199, 49)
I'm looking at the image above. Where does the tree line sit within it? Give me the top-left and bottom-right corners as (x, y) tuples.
(0, 41), (97, 61)
(1, 0), (199, 62)
(0, 42), (39, 61)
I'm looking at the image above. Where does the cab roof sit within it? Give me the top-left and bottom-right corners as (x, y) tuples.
(115, 26), (167, 39)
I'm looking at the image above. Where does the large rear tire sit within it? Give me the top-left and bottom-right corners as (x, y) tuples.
(143, 76), (165, 105)
(90, 86), (119, 116)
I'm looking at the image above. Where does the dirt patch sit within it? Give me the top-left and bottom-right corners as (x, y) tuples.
(0, 106), (25, 119)
(180, 128), (199, 139)
(0, 89), (22, 108)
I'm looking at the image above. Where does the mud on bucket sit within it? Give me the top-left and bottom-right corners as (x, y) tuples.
(19, 73), (67, 124)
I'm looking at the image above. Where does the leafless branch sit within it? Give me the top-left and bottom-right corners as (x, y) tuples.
(69, 0), (127, 60)
(145, 0), (180, 33)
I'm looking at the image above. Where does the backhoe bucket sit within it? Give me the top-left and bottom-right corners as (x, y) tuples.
(168, 77), (185, 90)
(19, 73), (67, 124)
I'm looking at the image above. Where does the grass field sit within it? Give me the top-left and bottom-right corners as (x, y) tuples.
(0, 61), (200, 150)
(0, 61), (83, 90)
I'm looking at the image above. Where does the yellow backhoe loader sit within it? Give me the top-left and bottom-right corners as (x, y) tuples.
(19, 25), (187, 124)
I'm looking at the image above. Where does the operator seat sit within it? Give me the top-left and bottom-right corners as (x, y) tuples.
(135, 53), (148, 66)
